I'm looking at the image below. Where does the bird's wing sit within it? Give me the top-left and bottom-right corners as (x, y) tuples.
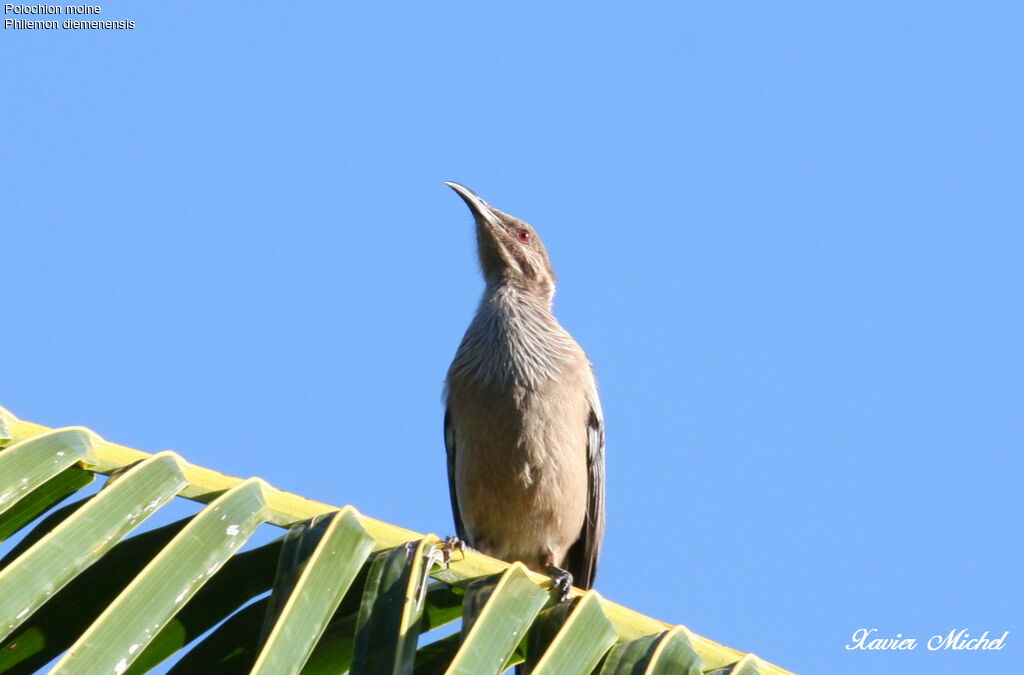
(566, 383), (606, 589)
(444, 407), (468, 543)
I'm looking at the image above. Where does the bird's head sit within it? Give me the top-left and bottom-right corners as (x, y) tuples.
(446, 182), (556, 300)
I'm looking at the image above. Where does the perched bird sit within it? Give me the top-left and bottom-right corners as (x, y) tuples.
(443, 182), (605, 594)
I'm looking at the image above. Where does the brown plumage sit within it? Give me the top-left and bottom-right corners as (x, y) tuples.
(443, 182), (605, 592)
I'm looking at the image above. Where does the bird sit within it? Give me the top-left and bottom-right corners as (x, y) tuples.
(443, 182), (605, 595)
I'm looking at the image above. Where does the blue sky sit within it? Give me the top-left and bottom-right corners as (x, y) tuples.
(3, 3), (1021, 673)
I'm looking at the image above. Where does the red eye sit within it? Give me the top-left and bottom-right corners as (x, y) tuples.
(517, 229), (532, 243)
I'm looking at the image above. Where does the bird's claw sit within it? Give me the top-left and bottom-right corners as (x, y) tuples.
(545, 565), (574, 601)
(439, 536), (465, 566)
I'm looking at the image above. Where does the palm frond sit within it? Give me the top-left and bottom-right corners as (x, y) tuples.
(0, 407), (793, 675)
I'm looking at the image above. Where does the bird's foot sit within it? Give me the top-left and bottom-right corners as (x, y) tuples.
(438, 535), (465, 566)
(545, 564), (574, 601)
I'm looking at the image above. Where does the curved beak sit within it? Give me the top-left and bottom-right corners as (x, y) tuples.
(445, 182), (501, 228)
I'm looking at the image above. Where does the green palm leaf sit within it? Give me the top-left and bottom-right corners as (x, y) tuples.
(0, 406), (793, 675)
